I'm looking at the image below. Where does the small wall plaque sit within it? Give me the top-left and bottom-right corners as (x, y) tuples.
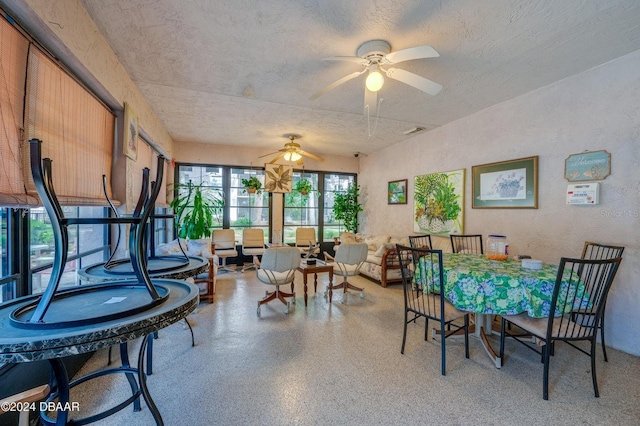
(565, 150), (610, 182)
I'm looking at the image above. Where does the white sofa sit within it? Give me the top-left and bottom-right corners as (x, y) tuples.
(333, 233), (409, 288)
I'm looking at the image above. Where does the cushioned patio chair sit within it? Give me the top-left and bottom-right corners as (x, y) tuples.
(256, 247), (299, 317)
(325, 243), (368, 303)
(212, 229), (238, 272)
(241, 228), (266, 272)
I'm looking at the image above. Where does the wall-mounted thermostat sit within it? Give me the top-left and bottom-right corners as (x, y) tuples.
(566, 183), (600, 205)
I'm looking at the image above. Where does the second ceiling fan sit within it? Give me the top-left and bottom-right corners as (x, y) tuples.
(259, 135), (324, 164)
(310, 40), (442, 115)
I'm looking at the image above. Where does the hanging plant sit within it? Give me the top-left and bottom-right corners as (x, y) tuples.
(295, 178), (321, 197)
(241, 176), (263, 195)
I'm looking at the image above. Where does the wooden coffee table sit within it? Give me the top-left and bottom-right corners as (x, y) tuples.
(296, 261), (333, 306)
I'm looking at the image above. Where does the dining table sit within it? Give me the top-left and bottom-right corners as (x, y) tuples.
(416, 253), (586, 368)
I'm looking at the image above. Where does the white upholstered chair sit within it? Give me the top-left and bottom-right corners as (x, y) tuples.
(241, 228), (266, 272)
(326, 242), (368, 303)
(295, 227), (320, 258)
(256, 247), (299, 317)
(212, 229), (238, 272)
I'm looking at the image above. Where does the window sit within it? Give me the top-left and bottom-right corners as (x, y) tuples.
(0, 208), (16, 303)
(174, 164), (354, 245)
(283, 172), (320, 244)
(30, 206), (109, 294)
(229, 168), (268, 243)
(176, 165), (224, 233)
(323, 173), (356, 241)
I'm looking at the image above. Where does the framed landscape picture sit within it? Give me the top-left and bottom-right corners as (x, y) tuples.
(472, 156), (538, 208)
(388, 179), (407, 204)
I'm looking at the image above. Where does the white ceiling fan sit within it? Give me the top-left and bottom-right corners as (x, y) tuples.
(310, 40), (442, 116)
(259, 135), (325, 164)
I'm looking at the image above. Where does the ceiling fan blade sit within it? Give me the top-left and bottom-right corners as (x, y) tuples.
(322, 56), (368, 65)
(385, 45), (439, 64)
(258, 151), (281, 158)
(268, 153), (287, 164)
(309, 70), (365, 100)
(364, 88), (378, 116)
(297, 149), (325, 162)
(386, 68), (442, 95)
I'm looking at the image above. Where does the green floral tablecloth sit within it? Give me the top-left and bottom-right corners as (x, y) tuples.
(416, 253), (585, 318)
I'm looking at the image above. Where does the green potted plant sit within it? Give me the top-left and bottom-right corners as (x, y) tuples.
(169, 181), (224, 239)
(295, 178), (321, 198)
(241, 176), (263, 195)
(332, 182), (363, 233)
(295, 178), (313, 195)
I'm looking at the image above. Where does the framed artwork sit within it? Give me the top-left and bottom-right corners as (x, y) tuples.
(472, 156), (538, 209)
(565, 150), (610, 181)
(123, 102), (138, 161)
(414, 169), (465, 235)
(264, 163), (293, 193)
(388, 179), (407, 204)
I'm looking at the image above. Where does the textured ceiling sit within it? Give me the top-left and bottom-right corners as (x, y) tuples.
(80, 0), (640, 158)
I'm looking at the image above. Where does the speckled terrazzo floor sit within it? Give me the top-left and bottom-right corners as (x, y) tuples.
(69, 271), (640, 425)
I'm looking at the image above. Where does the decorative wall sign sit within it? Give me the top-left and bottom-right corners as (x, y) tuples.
(414, 169), (464, 235)
(564, 150), (611, 181)
(472, 156), (538, 209)
(264, 163), (293, 193)
(123, 102), (138, 161)
(388, 179), (407, 204)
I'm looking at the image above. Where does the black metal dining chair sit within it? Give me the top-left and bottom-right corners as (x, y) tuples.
(397, 245), (469, 376)
(408, 234), (433, 249)
(499, 256), (622, 400)
(450, 234), (483, 254)
(580, 241), (625, 362)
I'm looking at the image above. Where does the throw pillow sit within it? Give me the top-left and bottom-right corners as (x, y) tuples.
(389, 237), (410, 247)
(187, 239), (213, 258)
(340, 232), (357, 244)
(364, 235), (390, 252)
(156, 238), (187, 255)
(374, 243), (397, 257)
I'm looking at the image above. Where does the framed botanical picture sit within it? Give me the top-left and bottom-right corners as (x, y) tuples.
(388, 179), (407, 204)
(414, 169), (465, 235)
(123, 102), (138, 161)
(472, 156), (538, 208)
(264, 163), (293, 193)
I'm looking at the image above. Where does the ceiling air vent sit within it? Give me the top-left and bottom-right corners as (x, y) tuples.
(403, 127), (425, 136)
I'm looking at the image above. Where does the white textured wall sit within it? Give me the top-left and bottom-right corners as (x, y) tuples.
(359, 50), (640, 356)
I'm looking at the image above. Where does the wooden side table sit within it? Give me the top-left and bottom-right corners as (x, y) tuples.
(296, 261), (333, 306)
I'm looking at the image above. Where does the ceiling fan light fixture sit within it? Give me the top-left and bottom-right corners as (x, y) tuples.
(365, 70), (384, 92)
(284, 152), (302, 162)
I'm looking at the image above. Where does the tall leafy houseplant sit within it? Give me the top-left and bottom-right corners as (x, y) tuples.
(332, 182), (362, 233)
(169, 182), (224, 239)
